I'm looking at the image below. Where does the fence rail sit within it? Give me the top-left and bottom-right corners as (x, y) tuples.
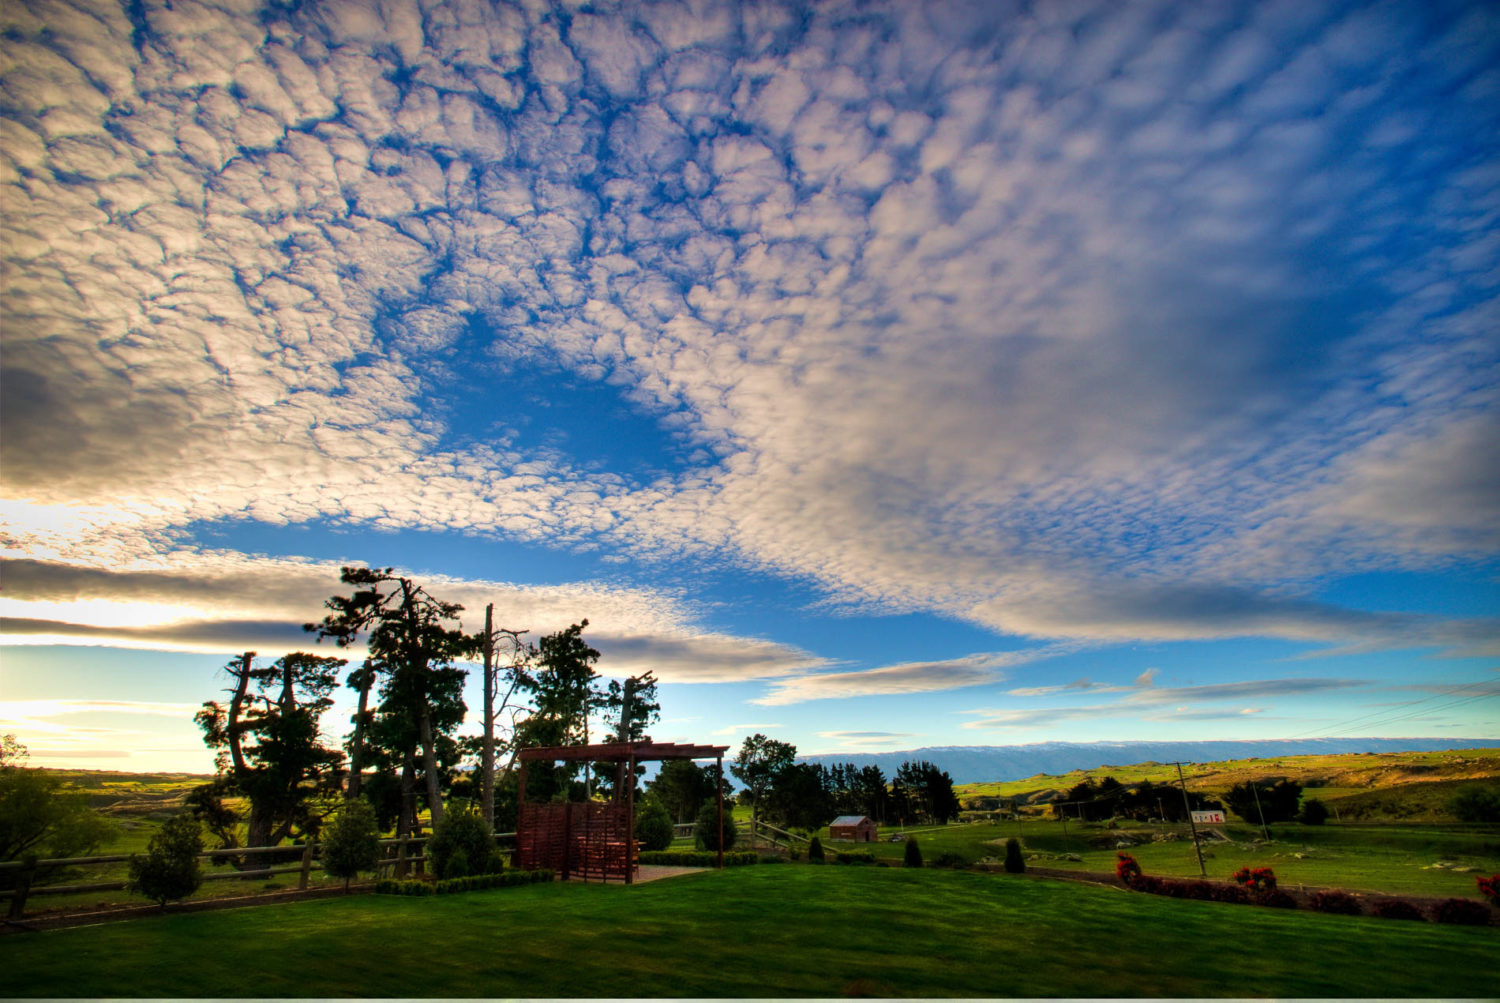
(1, 831), (516, 920)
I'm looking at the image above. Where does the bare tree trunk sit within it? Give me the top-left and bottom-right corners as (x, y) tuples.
(420, 705), (443, 828)
(482, 604), (495, 828)
(398, 754), (416, 841)
(226, 652), (253, 777)
(347, 664), (373, 799)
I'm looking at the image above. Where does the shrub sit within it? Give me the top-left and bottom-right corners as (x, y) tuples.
(428, 805), (500, 880)
(1477, 874), (1499, 908)
(1430, 897), (1492, 925)
(634, 796), (674, 852)
(1116, 852), (1142, 886)
(1209, 883), (1250, 904)
(1371, 899), (1424, 921)
(1003, 837), (1025, 874)
(834, 851), (874, 865)
(128, 814), (203, 908)
(1231, 866), (1278, 894)
(694, 802), (736, 852)
(321, 798), (381, 891)
(375, 869), (553, 896)
(1257, 890), (1298, 909)
(807, 836), (824, 862)
(903, 837), (922, 868)
(932, 851), (969, 869)
(1308, 890), (1363, 916)
(1297, 799), (1328, 825)
(1448, 786), (1500, 823)
(638, 850), (760, 867)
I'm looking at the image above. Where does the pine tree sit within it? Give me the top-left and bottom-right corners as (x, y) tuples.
(904, 836), (922, 868)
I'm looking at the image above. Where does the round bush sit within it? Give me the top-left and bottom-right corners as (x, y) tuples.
(1371, 899), (1424, 921)
(635, 796), (673, 852)
(694, 801), (736, 851)
(429, 806), (499, 880)
(1308, 889), (1363, 916)
(1430, 897), (1492, 925)
(1297, 799), (1329, 825)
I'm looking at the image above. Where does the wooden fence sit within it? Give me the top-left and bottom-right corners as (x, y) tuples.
(0, 832), (516, 920)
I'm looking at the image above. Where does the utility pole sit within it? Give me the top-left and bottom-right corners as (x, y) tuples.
(481, 604), (495, 828)
(1251, 781), (1270, 842)
(1173, 762), (1207, 877)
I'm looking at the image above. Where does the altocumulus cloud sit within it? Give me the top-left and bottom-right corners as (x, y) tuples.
(1, 0), (1497, 704)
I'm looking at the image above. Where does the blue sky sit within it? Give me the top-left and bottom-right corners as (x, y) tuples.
(1, 0), (1496, 773)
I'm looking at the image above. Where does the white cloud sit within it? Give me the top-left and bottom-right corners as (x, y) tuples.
(1, 0), (1495, 670)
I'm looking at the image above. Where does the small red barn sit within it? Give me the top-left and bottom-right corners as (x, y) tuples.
(829, 815), (878, 842)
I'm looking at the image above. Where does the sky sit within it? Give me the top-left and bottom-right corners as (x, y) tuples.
(1, 0), (1497, 775)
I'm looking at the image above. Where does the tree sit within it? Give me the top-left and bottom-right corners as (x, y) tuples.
(766, 762), (834, 831)
(475, 606), (533, 828)
(1225, 779), (1302, 825)
(648, 759), (712, 823)
(513, 621), (604, 803)
(635, 795), (673, 852)
(194, 651), (347, 849)
(904, 836), (922, 868)
(694, 801), (736, 851)
(307, 567), (474, 833)
(1003, 837), (1025, 873)
(1449, 786), (1500, 823)
(128, 814), (203, 908)
(893, 761), (960, 825)
(594, 671), (661, 799)
(321, 799), (381, 892)
(0, 736), (117, 862)
(731, 734), (796, 847)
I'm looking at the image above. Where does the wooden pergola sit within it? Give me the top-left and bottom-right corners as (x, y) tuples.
(516, 740), (730, 883)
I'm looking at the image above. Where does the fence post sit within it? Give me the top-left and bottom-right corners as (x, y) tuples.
(396, 834), (409, 879)
(299, 841), (315, 890)
(7, 856), (37, 920)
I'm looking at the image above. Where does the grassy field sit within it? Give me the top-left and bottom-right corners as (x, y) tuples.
(790, 818), (1499, 897)
(955, 746), (1500, 816)
(3, 865), (1495, 998)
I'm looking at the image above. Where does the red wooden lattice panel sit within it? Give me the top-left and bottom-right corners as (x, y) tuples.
(517, 802), (636, 881)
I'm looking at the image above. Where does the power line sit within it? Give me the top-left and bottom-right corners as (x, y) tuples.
(1284, 678), (1500, 740)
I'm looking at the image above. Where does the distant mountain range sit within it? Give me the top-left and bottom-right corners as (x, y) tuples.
(799, 738), (1500, 785)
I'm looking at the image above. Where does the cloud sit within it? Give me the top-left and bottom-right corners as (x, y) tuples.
(0, 555), (825, 683)
(753, 650), (1049, 706)
(1, 0), (1495, 668)
(961, 676), (1368, 730)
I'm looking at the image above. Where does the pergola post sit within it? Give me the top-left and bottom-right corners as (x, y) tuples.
(716, 755), (725, 870)
(625, 750), (636, 885)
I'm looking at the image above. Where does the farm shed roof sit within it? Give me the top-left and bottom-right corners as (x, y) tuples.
(830, 815), (874, 826)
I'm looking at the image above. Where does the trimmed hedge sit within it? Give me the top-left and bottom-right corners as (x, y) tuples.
(833, 851), (875, 865)
(638, 850), (760, 867)
(1430, 897), (1493, 925)
(1370, 899), (1424, 921)
(1308, 889), (1363, 916)
(375, 869), (554, 897)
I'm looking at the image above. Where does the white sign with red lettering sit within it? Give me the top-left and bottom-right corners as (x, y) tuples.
(1191, 810), (1226, 824)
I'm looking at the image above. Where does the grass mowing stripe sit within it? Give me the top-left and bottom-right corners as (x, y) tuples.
(2, 867), (1493, 998)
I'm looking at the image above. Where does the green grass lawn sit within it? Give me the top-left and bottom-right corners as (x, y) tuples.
(3, 866), (1494, 997)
